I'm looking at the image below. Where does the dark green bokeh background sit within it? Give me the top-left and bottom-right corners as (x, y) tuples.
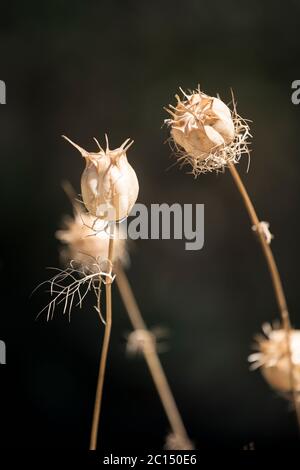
(0, 0), (300, 450)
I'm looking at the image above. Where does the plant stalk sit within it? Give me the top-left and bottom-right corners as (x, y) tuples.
(89, 230), (115, 450)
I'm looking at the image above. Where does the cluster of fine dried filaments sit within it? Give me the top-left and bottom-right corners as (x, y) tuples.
(36, 263), (112, 322)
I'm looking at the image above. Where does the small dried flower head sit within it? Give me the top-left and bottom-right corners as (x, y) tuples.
(165, 87), (250, 175)
(56, 212), (128, 272)
(248, 323), (300, 393)
(63, 135), (139, 221)
(164, 433), (195, 451)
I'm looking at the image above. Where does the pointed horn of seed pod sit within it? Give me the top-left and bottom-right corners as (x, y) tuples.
(105, 133), (110, 152)
(120, 138), (131, 149)
(179, 86), (190, 99)
(164, 107), (176, 118)
(121, 138), (134, 152)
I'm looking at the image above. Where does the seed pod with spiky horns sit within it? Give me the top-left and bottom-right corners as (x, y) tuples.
(63, 135), (139, 221)
(164, 87), (250, 175)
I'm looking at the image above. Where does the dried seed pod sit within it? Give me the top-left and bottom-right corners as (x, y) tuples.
(165, 87), (250, 175)
(63, 135), (139, 221)
(248, 323), (300, 393)
(56, 212), (129, 272)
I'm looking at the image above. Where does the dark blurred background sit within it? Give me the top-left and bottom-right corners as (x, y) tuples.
(0, 0), (300, 450)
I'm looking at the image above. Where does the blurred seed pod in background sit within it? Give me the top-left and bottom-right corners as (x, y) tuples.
(63, 135), (139, 221)
(165, 87), (251, 175)
(56, 210), (129, 273)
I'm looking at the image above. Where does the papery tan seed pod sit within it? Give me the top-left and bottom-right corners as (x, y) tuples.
(249, 323), (300, 393)
(62, 135), (139, 221)
(165, 87), (250, 175)
(56, 212), (128, 272)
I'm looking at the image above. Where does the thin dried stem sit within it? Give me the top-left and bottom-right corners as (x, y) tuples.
(116, 264), (191, 445)
(89, 227), (115, 450)
(228, 162), (300, 429)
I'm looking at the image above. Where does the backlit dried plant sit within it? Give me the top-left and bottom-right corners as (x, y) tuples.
(37, 135), (139, 450)
(164, 86), (299, 430)
(39, 127), (192, 449)
(61, 134), (139, 450)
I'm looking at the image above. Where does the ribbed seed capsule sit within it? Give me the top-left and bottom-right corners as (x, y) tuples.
(164, 87), (250, 175)
(167, 91), (235, 160)
(63, 135), (139, 221)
